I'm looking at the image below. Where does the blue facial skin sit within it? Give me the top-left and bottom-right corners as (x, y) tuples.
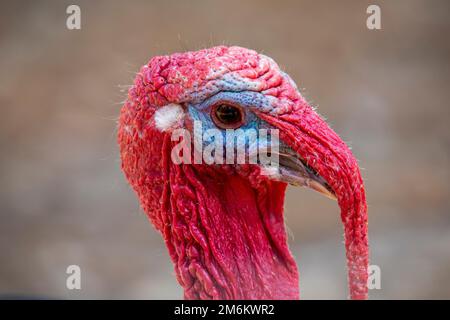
(188, 91), (268, 130)
(187, 91), (284, 166)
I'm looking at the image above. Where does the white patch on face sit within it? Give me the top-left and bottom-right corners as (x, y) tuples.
(259, 166), (280, 177)
(153, 103), (185, 132)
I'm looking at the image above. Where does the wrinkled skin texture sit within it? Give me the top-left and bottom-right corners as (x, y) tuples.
(118, 46), (369, 299)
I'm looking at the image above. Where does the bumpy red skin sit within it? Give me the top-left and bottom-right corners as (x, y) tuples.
(118, 46), (369, 299)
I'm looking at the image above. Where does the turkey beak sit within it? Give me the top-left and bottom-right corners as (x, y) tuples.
(261, 145), (337, 200)
(280, 147), (337, 200)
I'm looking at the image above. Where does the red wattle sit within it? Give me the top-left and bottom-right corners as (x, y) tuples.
(119, 120), (299, 298)
(163, 137), (299, 299)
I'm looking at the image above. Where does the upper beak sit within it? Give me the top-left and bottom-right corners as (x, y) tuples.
(261, 145), (337, 200)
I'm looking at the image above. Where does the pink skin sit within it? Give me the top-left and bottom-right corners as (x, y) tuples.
(118, 46), (369, 299)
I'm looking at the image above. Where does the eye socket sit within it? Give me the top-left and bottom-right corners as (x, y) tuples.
(211, 103), (245, 129)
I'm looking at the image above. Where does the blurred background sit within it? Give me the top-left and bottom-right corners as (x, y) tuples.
(0, 0), (449, 299)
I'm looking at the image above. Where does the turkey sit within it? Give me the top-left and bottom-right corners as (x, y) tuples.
(118, 46), (369, 300)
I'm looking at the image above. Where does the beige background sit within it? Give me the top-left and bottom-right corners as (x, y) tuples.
(1, 0), (449, 299)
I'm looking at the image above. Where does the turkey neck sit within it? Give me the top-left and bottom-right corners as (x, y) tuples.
(162, 153), (299, 299)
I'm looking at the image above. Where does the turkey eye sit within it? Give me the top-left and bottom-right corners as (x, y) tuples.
(212, 104), (244, 129)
